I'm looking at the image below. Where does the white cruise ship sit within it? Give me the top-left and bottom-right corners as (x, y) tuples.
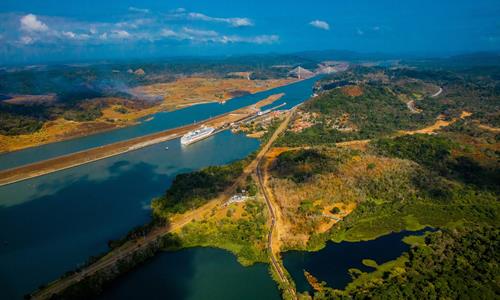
(180, 126), (215, 145)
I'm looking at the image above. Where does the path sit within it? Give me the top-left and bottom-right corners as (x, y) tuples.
(255, 109), (298, 299)
(431, 86), (443, 98)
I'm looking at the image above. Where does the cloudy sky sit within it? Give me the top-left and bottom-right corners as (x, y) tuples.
(0, 0), (499, 64)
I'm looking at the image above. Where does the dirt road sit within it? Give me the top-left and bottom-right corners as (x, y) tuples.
(255, 109), (298, 299)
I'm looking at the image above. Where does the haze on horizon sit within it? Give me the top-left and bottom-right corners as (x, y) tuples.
(0, 0), (499, 64)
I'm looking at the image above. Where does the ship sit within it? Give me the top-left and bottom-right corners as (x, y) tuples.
(180, 126), (215, 145)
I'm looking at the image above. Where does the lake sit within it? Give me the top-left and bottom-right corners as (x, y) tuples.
(98, 248), (281, 300)
(283, 229), (430, 294)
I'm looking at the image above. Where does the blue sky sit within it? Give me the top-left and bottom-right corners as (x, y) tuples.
(0, 0), (499, 64)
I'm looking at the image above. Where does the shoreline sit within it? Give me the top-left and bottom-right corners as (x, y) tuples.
(0, 94), (285, 187)
(0, 78), (297, 155)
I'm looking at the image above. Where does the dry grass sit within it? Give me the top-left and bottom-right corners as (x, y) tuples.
(0, 118), (117, 153)
(0, 76), (292, 153)
(267, 150), (414, 249)
(341, 85), (363, 97)
(4, 94), (57, 105)
(477, 124), (500, 133)
(132, 77), (293, 110)
(399, 111), (472, 135)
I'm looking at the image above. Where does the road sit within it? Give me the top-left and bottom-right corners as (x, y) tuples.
(31, 106), (297, 300)
(255, 109), (298, 300)
(431, 86), (443, 98)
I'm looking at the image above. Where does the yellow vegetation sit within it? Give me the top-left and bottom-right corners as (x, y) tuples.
(132, 77), (293, 110)
(0, 77), (293, 153)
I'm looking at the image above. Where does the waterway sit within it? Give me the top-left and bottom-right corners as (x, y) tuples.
(0, 77), (318, 299)
(0, 77), (317, 171)
(0, 75), (421, 300)
(0, 131), (259, 299)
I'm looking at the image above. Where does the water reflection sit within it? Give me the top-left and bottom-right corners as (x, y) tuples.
(0, 131), (259, 299)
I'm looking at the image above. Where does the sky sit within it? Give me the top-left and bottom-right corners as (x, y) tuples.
(0, 0), (499, 64)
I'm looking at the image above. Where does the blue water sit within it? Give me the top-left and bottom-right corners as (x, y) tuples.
(98, 248), (281, 300)
(283, 229), (430, 294)
(0, 77), (317, 171)
(0, 77), (318, 299)
(0, 131), (259, 299)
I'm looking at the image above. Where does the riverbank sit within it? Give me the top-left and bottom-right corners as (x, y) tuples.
(0, 93), (285, 186)
(0, 77), (295, 154)
(29, 108), (295, 300)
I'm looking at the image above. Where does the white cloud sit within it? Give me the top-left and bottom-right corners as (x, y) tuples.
(252, 34), (279, 44)
(309, 20), (330, 30)
(62, 31), (76, 39)
(188, 12), (253, 27)
(9, 11), (276, 48)
(161, 28), (179, 38)
(160, 27), (279, 45)
(19, 35), (34, 45)
(222, 34), (279, 44)
(110, 30), (130, 39)
(128, 7), (150, 14)
(62, 31), (90, 40)
(20, 14), (48, 32)
(182, 27), (219, 37)
(172, 8), (186, 13)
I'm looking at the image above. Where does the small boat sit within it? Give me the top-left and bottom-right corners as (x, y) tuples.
(165, 146), (169, 150)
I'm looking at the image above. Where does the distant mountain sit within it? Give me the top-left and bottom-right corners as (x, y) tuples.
(293, 49), (399, 62)
(403, 51), (500, 69)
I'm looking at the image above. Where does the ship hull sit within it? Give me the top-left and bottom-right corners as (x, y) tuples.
(180, 127), (215, 145)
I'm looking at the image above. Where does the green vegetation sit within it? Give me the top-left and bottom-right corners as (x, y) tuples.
(327, 132), (499, 243)
(152, 156), (252, 217)
(314, 227), (499, 299)
(62, 105), (103, 122)
(272, 148), (349, 183)
(177, 199), (268, 266)
(278, 84), (438, 146)
(41, 234), (182, 300)
(371, 134), (453, 170)
(0, 103), (46, 135)
(372, 133), (499, 192)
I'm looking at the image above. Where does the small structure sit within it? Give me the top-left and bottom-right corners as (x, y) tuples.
(224, 193), (249, 206)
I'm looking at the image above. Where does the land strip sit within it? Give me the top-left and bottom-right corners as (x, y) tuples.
(0, 77), (295, 154)
(256, 109), (298, 299)
(30, 106), (294, 300)
(0, 94), (284, 187)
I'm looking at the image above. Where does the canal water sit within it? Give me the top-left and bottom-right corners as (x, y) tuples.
(0, 131), (261, 299)
(0, 77), (318, 299)
(0, 77), (317, 171)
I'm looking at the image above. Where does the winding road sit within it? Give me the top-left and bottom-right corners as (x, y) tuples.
(255, 108), (298, 299)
